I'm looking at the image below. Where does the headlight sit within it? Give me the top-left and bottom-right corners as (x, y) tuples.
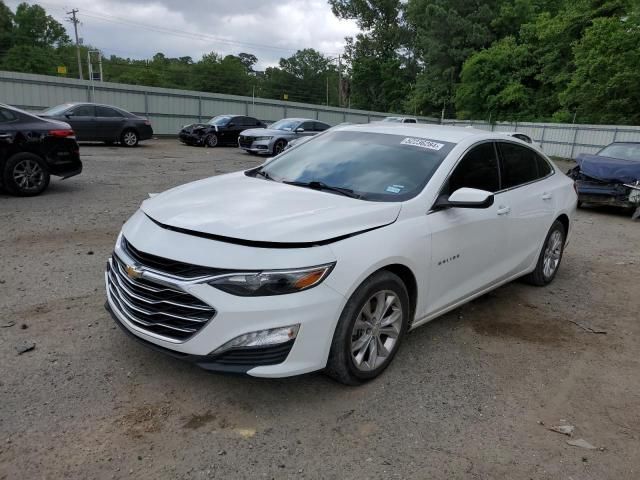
(254, 136), (273, 141)
(209, 263), (335, 296)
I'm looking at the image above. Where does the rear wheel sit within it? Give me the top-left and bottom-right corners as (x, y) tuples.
(326, 271), (409, 385)
(523, 220), (566, 286)
(204, 134), (218, 148)
(3, 152), (50, 196)
(120, 129), (139, 147)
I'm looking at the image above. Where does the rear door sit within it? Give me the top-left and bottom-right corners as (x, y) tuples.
(95, 106), (125, 141)
(426, 141), (509, 314)
(65, 105), (96, 140)
(0, 107), (18, 161)
(496, 141), (556, 274)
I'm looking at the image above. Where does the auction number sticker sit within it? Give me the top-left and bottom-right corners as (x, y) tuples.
(401, 137), (444, 151)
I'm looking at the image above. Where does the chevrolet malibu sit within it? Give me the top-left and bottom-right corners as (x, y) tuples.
(105, 124), (577, 385)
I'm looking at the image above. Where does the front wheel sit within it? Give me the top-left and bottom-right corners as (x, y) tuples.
(204, 134), (218, 148)
(326, 270), (410, 385)
(3, 152), (50, 196)
(120, 129), (139, 147)
(272, 139), (287, 155)
(524, 220), (566, 286)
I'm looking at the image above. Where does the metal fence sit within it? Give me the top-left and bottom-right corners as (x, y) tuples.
(2, 70), (640, 159)
(0, 70), (439, 135)
(442, 119), (640, 159)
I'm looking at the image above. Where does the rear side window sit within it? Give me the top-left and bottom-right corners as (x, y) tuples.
(70, 105), (95, 116)
(0, 107), (17, 122)
(299, 121), (315, 131)
(498, 142), (546, 189)
(404, 119), (417, 123)
(96, 106), (123, 117)
(246, 117), (261, 126)
(445, 142), (500, 194)
(314, 122), (330, 131)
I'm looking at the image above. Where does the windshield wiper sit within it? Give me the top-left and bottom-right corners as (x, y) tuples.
(283, 180), (361, 199)
(255, 168), (275, 181)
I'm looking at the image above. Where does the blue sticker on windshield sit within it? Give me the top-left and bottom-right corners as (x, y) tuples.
(386, 185), (404, 194)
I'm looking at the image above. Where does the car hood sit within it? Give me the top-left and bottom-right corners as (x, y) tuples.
(141, 172), (401, 245)
(182, 123), (210, 132)
(241, 128), (292, 137)
(576, 154), (640, 183)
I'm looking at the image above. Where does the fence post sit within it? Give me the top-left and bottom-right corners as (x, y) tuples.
(540, 126), (546, 150)
(144, 91), (149, 117)
(569, 127), (579, 159)
(198, 96), (202, 123)
(245, 101), (249, 116)
(613, 127), (619, 143)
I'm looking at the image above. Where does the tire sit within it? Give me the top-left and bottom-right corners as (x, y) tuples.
(120, 129), (139, 147)
(523, 220), (566, 286)
(204, 134), (218, 148)
(272, 139), (287, 155)
(3, 152), (50, 197)
(326, 270), (410, 385)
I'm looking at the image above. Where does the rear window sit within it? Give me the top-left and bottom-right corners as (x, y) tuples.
(260, 131), (456, 202)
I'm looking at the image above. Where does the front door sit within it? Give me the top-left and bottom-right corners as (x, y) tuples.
(425, 142), (509, 315)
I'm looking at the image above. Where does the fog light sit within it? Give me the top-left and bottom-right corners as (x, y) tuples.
(209, 325), (299, 356)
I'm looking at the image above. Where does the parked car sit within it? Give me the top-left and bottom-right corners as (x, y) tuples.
(0, 103), (81, 196)
(238, 118), (331, 155)
(568, 142), (640, 218)
(105, 124), (576, 384)
(40, 102), (153, 147)
(283, 122), (353, 151)
(179, 115), (266, 147)
(381, 116), (418, 123)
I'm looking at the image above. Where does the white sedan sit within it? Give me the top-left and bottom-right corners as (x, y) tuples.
(105, 124), (577, 385)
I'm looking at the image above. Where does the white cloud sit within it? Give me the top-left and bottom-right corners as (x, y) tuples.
(7, 0), (360, 68)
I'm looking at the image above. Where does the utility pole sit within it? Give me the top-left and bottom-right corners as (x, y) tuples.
(67, 9), (83, 80)
(337, 54), (342, 108)
(326, 77), (329, 106)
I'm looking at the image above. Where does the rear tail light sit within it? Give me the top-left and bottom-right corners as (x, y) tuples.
(48, 129), (75, 138)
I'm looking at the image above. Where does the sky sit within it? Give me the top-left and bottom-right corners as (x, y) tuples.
(6, 0), (360, 68)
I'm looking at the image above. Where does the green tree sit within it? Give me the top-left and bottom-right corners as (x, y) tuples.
(0, 1), (14, 53)
(560, 11), (640, 124)
(12, 2), (69, 47)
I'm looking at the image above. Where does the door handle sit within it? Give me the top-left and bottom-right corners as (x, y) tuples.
(542, 192), (552, 200)
(497, 205), (511, 215)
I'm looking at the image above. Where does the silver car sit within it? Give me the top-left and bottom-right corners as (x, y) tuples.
(238, 118), (330, 155)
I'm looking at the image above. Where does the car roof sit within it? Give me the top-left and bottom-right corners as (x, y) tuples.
(335, 123), (491, 143)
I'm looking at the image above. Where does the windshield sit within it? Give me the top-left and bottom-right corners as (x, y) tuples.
(258, 130), (455, 202)
(382, 117), (403, 123)
(598, 143), (640, 162)
(269, 119), (301, 131)
(42, 104), (73, 116)
(208, 115), (232, 126)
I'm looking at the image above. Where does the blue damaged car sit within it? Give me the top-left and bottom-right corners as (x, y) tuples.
(568, 142), (640, 219)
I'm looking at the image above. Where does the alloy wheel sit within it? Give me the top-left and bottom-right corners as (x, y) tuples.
(543, 230), (563, 279)
(123, 131), (137, 146)
(350, 290), (403, 372)
(13, 159), (45, 192)
(206, 134), (218, 147)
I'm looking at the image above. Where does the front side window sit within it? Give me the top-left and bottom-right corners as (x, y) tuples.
(258, 131), (456, 202)
(498, 142), (544, 189)
(598, 143), (640, 162)
(270, 119), (301, 131)
(445, 142), (500, 195)
(404, 119), (417, 123)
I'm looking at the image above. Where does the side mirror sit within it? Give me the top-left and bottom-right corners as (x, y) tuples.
(295, 127), (304, 133)
(434, 187), (494, 209)
(65, 113), (73, 118)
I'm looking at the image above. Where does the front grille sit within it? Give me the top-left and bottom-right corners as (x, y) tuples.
(238, 136), (253, 148)
(121, 237), (231, 279)
(106, 254), (216, 341)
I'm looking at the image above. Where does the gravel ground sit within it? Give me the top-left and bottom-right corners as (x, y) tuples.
(1, 139), (639, 480)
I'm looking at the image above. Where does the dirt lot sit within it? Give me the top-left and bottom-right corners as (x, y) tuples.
(1, 139), (639, 479)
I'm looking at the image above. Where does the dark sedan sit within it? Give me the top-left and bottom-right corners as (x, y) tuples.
(40, 103), (153, 147)
(179, 115), (266, 147)
(0, 103), (82, 196)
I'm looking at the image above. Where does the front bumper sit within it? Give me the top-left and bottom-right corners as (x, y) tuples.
(576, 180), (639, 208)
(179, 132), (203, 145)
(104, 212), (345, 377)
(238, 138), (272, 155)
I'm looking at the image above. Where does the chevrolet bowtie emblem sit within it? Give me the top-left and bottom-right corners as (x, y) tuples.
(126, 264), (143, 279)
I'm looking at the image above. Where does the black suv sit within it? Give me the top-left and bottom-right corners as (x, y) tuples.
(40, 102), (153, 147)
(179, 115), (266, 147)
(0, 103), (82, 196)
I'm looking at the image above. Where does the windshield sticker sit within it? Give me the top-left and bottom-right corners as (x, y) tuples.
(385, 185), (404, 194)
(400, 137), (444, 151)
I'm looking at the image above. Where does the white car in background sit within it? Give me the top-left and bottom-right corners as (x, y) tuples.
(105, 124), (576, 385)
(381, 116), (418, 123)
(502, 132), (542, 150)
